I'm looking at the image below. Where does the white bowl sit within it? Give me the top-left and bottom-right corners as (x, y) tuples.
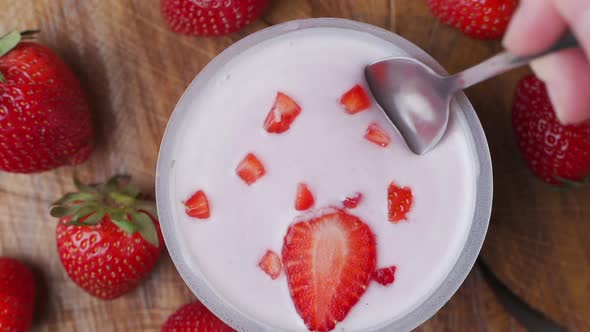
(156, 18), (493, 332)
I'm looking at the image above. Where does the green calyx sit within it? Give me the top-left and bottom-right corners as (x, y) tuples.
(50, 175), (159, 247)
(0, 30), (39, 83)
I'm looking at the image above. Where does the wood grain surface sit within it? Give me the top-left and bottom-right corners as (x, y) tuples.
(0, 0), (587, 331)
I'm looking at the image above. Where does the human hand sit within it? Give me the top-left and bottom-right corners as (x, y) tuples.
(503, 0), (590, 124)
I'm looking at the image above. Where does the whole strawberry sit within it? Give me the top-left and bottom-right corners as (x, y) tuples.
(0, 258), (35, 332)
(50, 176), (163, 299)
(512, 75), (590, 185)
(427, 0), (518, 39)
(161, 0), (269, 36)
(162, 301), (235, 332)
(0, 31), (93, 173)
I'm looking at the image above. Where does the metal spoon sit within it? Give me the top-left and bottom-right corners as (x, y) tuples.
(365, 32), (579, 155)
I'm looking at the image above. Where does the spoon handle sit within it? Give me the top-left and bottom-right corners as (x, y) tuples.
(449, 32), (578, 91)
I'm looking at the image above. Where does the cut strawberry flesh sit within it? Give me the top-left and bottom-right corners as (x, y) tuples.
(388, 182), (413, 222)
(343, 192), (363, 209)
(373, 266), (396, 286)
(258, 250), (282, 280)
(236, 153), (266, 185)
(340, 84), (371, 114)
(282, 209), (376, 331)
(184, 190), (210, 219)
(365, 123), (391, 147)
(263, 92), (302, 133)
(295, 183), (314, 211)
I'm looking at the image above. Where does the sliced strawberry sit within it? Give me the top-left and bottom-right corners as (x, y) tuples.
(365, 123), (391, 147)
(388, 182), (413, 222)
(295, 183), (315, 211)
(236, 153), (266, 185)
(258, 250), (282, 280)
(282, 209), (376, 331)
(373, 266), (396, 286)
(184, 190), (210, 219)
(343, 192), (363, 209)
(263, 92), (302, 133)
(340, 84), (371, 114)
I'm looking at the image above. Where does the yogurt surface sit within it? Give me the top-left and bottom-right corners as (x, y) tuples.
(169, 27), (476, 331)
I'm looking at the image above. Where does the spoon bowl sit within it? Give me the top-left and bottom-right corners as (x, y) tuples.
(365, 57), (452, 155)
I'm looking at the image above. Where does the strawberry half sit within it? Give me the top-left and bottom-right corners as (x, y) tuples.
(162, 301), (235, 332)
(184, 190), (210, 219)
(263, 92), (302, 134)
(295, 183), (314, 211)
(282, 209), (377, 331)
(343, 192), (363, 209)
(340, 84), (371, 114)
(258, 250), (282, 280)
(388, 182), (413, 222)
(373, 266), (397, 286)
(236, 153), (266, 185)
(365, 123), (391, 147)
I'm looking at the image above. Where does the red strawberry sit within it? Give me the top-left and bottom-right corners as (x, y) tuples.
(512, 75), (590, 185)
(184, 190), (210, 219)
(282, 209), (377, 331)
(236, 153), (266, 185)
(161, 0), (269, 37)
(365, 123), (391, 147)
(343, 192), (363, 209)
(0, 258), (35, 332)
(388, 182), (413, 222)
(258, 250), (282, 280)
(162, 301), (235, 332)
(373, 266), (396, 286)
(51, 176), (163, 300)
(263, 92), (302, 134)
(0, 31), (93, 173)
(294, 183), (314, 211)
(427, 0), (518, 40)
(340, 84), (371, 114)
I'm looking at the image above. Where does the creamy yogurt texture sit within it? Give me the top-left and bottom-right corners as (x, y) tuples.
(170, 27), (476, 331)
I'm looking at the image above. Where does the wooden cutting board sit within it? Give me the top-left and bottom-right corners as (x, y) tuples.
(0, 0), (587, 331)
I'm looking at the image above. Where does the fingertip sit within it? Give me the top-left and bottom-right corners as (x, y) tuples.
(503, 0), (566, 55)
(531, 49), (590, 125)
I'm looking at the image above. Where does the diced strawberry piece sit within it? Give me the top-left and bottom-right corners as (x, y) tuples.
(282, 209), (377, 331)
(184, 190), (210, 219)
(340, 84), (371, 114)
(388, 182), (413, 222)
(263, 92), (302, 133)
(295, 183), (315, 211)
(343, 192), (363, 209)
(258, 250), (282, 280)
(236, 153), (266, 185)
(373, 266), (396, 286)
(365, 123), (391, 147)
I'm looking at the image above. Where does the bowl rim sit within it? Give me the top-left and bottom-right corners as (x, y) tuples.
(155, 17), (493, 332)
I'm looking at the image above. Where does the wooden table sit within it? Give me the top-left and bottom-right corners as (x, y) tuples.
(0, 1), (588, 331)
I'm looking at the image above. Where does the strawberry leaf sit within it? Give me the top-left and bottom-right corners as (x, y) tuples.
(109, 192), (135, 206)
(50, 204), (85, 218)
(0, 31), (21, 58)
(52, 192), (99, 206)
(111, 216), (138, 234)
(136, 201), (157, 219)
(81, 209), (105, 226)
(74, 177), (96, 193)
(130, 211), (159, 247)
(69, 204), (99, 224)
